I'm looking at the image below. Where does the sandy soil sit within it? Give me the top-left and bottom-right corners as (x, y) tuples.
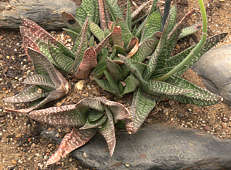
(0, 0), (231, 169)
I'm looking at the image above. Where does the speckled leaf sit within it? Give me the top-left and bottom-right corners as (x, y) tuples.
(98, 0), (107, 30)
(29, 104), (86, 127)
(141, 11), (162, 41)
(98, 106), (116, 156)
(49, 46), (74, 73)
(116, 19), (133, 47)
(105, 0), (123, 21)
(179, 23), (201, 39)
(132, 32), (159, 62)
(175, 33), (228, 76)
(126, 0), (132, 31)
(126, 88), (156, 134)
(75, 47), (97, 79)
(72, 17), (89, 63)
(46, 128), (96, 166)
(165, 76), (223, 106)
(89, 21), (105, 41)
(3, 86), (47, 103)
(23, 74), (55, 89)
(111, 26), (124, 48)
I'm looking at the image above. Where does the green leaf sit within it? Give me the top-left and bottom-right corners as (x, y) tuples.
(179, 23), (201, 39)
(80, 115), (107, 129)
(49, 46), (74, 73)
(116, 19), (133, 47)
(106, 59), (124, 81)
(122, 74), (140, 95)
(105, 0), (123, 21)
(98, 106), (116, 156)
(126, 0), (132, 31)
(89, 21), (105, 41)
(3, 86), (48, 103)
(141, 11), (162, 41)
(23, 74), (55, 89)
(132, 32), (159, 62)
(29, 104), (87, 127)
(175, 33), (228, 76)
(88, 110), (104, 122)
(104, 70), (121, 95)
(126, 88), (156, 134)
(165, 76), (222, 106)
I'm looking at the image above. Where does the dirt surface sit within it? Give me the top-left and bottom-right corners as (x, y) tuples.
(0, 0), (231, 169)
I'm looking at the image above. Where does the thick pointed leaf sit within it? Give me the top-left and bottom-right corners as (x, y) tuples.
(105, 0), (123, 21)
(126, 0), (132, 30)
(131, 1), (152, 19)
(95, 32), (112, 54)
(165, 76), (223, 106)
(179, 23), (202, 39)
(3, 86), (47, 103)
(116, 19), (133, 47)
(175, 33), (228, 76)
(23, 74), (55, 89)
(141, 11), (162, 41)
(132, 32), (159, 62)
(98, 107), (116, 156)
(104, 70), (121, 95)
(122, 74), (140, 95)
(77, 97), (130, 122)
(98, 0), (107, 30)
(161, 0), (172, 30)
(49, 46), (74, 73)
(72, 17), (89, 60)
(89, 21), (105, 41)
(27, 48), (64, 88)
(21, 19), (73, 58)
(142, 79), (191, 96)
(80, 114), (107, 130)
(74, 47), (97, 79)
(29, 104), (86, 127)
(88, 110), (104, 122)
(126, 88), (156, 134)
(46, 128), (96, 166)
(94, 77), (117, 95)
(106, 59), (124, 81)
(111, 26), (124, 48)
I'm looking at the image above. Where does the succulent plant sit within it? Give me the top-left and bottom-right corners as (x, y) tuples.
(3, 0), (227, 166)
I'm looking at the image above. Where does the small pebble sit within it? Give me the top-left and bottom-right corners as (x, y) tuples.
(75, 80), (85, 91)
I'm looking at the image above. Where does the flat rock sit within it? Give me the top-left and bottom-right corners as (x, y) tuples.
(193, 44), (231, 104)
(69, 124), (231, 170)
(0, 0), (80, 30)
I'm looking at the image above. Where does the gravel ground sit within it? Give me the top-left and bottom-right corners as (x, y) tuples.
(0, 0), (231, 169)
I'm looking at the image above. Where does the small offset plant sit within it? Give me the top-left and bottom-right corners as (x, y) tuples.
(4, 0), (227, 166)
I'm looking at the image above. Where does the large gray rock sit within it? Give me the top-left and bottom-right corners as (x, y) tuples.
(0, 0), (80, 30)
(68, 124), (231, 170)
(193, 44), (231, 104)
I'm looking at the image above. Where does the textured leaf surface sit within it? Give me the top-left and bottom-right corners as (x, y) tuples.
(179, 23), (201, 39)
(3, 86), (47, 103)
(29, 104), (86, 127)
(99, 107), (116, 156)
(46, 128), (96, 165)
(165, 76), (223, 106)
(141, 11), (162, 41)
(75, 47), (97, 79)
(122, 74), (140, 95)
(23, 74), (55, 89)
(175, 33), (228, 76)
(111, 26), (124, 48)
(89, 21), (105, 41)
(126, 89), (156, 134)
(80, 115), (107, 130)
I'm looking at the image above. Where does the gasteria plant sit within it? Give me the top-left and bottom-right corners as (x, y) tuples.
(3, 0), (227, 166)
